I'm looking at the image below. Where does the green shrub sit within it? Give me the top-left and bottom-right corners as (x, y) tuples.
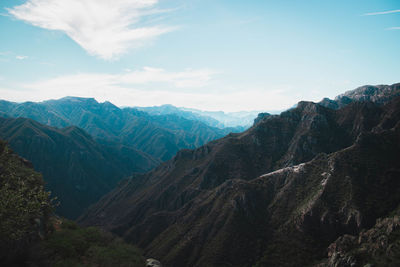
(0, 141), (53, 263)
(41, 219), (145, 267)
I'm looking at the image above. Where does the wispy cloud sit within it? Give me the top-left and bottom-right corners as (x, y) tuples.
(119, 67), (215, 88)
(363, 9), (400, 16)
(0, 51), (11, 62)
(387, 26), (400, 30)
(26, 67), (216, 91)
(0, 67), (299, 111)
(8, 0), (176, 60)
(16, 55), (28, 60)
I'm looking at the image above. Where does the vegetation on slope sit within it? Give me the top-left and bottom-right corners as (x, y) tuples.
(0, 117), (159, 218)
(0, 139), (53, 264)
(30, 219), (145, 267)
(0, 140), (145, 266)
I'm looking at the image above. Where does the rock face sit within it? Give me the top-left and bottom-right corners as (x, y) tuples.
(253, 112), (271, 125)
(319, 215), (400, 267)
(146, 258), (162, 267)
(81, 90), (400, 267)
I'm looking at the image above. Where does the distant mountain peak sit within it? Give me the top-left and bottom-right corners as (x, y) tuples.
(52, 96), (99, 105)
(101, 101), (119, 110)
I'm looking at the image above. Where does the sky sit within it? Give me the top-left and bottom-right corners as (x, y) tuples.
(0, 0), (399, 112)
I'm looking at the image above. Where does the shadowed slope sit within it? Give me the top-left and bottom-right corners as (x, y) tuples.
(0, 117), (159, 218)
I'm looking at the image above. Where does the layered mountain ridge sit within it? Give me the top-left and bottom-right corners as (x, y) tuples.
(0, 117), (159, 218)
(137, 104), (262, 129)
(0, 96), (251, 219)
(80, 83), (400, 266)
(0, 97), (240, 161)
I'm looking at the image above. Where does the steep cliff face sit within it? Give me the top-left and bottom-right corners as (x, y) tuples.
(80, 95), (400, 266)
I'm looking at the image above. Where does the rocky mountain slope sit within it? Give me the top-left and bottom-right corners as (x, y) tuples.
(0, 97), (237, 161)
(318, 214), (400, 267)
(80, 90), (400, 266)
(0, 117), (159, 218)
(319, 83), (400, 109)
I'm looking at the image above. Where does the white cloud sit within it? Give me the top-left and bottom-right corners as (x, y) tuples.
(0, 67), (300, 112)
(16, 55), (28, 60)
(8, 0), (176, 60)
(363, 9), (400, 16)
(387, 27), (400, 30)
(119, 67), (215, 88)
(24, 67), (215, 90)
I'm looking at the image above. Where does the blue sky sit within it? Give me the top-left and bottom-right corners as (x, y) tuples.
(0, 0), (399, 111)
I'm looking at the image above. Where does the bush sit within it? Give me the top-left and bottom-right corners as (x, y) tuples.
(40, 219), (145, 267)
(0, 141), (53, 263)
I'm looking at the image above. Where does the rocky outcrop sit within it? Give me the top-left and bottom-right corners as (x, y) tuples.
(146, 258), (162, 267)
(253, 112), (271, 125)
(319, 215), (400, 267)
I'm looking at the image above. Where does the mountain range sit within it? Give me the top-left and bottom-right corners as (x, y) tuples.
(0, 97), (241, 161)
(1, 82), (399, 266)
(80, 83), (400, 266)
(0, 97), (253, 218)
(181, 107), (269, 128)
(136, 104), (263, 129)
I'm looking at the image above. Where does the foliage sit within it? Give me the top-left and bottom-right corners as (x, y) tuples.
(0, 140), (53, 262)
(39, 219), (145, 267)
(0, 140), (144, 266)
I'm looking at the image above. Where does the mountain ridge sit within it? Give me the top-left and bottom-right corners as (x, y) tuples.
(0, 97), (241, 161)
(319, 83), (400, 109)
(80, 89), (400, 266)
